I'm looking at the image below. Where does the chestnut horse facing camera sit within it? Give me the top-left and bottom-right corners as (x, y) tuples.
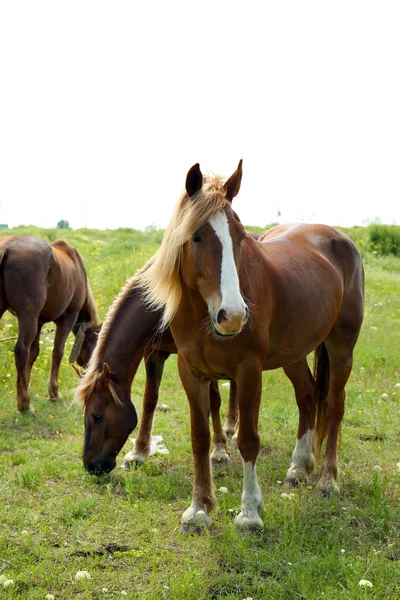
(133, 160), (364, 532)
(75, 275), (237, 475)
(0, 236), (100, 413)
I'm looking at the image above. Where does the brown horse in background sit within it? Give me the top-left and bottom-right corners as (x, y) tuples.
(0, 236), (100, 413)
(134, 160), (364, 532)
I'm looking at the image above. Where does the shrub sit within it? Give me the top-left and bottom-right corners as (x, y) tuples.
(369, 224), (400, 256)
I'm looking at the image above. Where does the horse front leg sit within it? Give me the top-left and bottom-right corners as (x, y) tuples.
(234, 361), (264, 531)
(210, 380), (230, 466)
(122, 349), (170, 469)
(178, 355), (216, 532)
(48, 315), (77, 401)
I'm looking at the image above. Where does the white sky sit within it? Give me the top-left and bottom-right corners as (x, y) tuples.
(0, 1), (399, 231)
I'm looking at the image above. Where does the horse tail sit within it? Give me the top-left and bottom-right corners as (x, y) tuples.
(0, 247), (8, 304)
(314, 342), (330, 458)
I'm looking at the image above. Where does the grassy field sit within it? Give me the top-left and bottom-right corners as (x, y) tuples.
(0, 225), (399, 599)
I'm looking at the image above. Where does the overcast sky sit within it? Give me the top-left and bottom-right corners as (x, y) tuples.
(0, 1), (399, 231)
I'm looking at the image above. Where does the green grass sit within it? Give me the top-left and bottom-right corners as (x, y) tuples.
(0, 226), (399, 599)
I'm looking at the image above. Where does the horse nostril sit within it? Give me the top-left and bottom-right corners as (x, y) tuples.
(217, 309), (228, 324)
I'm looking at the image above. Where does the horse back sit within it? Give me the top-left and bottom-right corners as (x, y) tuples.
(240, 223), (364, 369)
(0, 236), (53, 315)
(45, 240), (88, 317)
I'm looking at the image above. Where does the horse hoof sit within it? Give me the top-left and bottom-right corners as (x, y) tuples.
(283, 477), (300, 489)
(234, 506), (264, 532)
(50, 395), (62, 402)
(223, 427), (235, 438)
(20, 404), (35, 415)
(180, 521), (208, 535)
(317, 481), (340, 497)
(122, 451), (146, 467)
(211, 455), (231, 467)
(181, 505), (211, 533)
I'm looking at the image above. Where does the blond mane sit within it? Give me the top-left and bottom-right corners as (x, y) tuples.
(135, 174), (228, 330)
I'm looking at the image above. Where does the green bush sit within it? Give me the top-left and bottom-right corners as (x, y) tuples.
(369, 224), (400, 256)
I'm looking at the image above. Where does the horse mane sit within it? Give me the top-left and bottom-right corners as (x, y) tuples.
(135, 174), (228, 330)
(73, 257), (155, 408)
(85, 281), (101, 327)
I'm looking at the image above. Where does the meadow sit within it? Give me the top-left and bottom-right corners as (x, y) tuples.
(0, 224), (399, 599)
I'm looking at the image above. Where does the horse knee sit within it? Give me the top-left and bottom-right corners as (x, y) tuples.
(237, 432), (260, 462)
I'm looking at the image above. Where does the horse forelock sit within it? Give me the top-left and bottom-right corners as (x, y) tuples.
(135, 175), (229, 329)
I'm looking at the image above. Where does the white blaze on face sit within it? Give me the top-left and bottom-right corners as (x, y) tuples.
(208, 211), (246, 316)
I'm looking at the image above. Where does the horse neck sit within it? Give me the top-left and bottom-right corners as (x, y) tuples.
(78, 280), (100, 327)
(99, 289), (162, 385)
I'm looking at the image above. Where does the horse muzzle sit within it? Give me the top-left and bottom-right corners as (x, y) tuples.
(214, 306), (249, 336)
(85, 455), (116, 475)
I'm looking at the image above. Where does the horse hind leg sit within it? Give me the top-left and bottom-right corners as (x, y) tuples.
(14, 316), (39, 413)
(316, 339), (354, 496)
(283, 358), (318, 488)
(223, 380), (238, 437)
(122, 349), (170, 469)
(316, 310), (363, 495)
(48, 314), (77, 401)
(210, 380), (230, 467)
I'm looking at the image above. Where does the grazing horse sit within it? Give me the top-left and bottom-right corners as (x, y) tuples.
(74, 268), (234, 475)
(133, 160), (364, 531)
(0, 236), (100, 413)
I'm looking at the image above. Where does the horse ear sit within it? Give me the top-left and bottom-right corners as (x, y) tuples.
(100, 362), (111, 385)
(185, 163), (203, 198)
(224, 159), (243, 202)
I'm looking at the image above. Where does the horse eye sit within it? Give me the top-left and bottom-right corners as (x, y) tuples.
(92, 414), (104, 423)
(192, 234), (202, 244)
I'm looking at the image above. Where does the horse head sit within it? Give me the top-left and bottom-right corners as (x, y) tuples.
(70, 322), (102, 367)
(182, 160), (249, 337)
(81, 362), (138, 475)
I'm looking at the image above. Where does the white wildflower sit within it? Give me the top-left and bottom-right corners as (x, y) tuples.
(281, 492), (295, 500)
(6, 373), (11, 378)
(3, 579), (14, 587)
(221, 382), (230, 388)
(218, 487), (229, 494)
(102, 589), (108, 593)
(197, 510), (205, 516)
(397, 462), (400, 472)
(121, 592), (128, 596)
(358, 579), (373, 587)
(21, 529), (29, 535)
(341, 549), (345, 553)
(0, 575), (8, 583)
(74, 570), (91, 581)
(46, 595), (55, 600)
(394, 383), (400, 389)
(381, 393), (389, 400)
(373, 465), (383, 472)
